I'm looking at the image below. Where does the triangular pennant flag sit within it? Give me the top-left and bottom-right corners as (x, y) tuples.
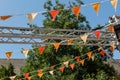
(27, 77), (32, 80)
(75, 56), (80, 62)
(98, 47), (102, 51)
(38, 73), (43, 78)
(91, 55), (95, 61)
(50, 10), (60, 21)
(94, 30), (101, 39)
(26, 13), (38, 23)
(10, 76), (16, 80)
(37, 69), (43, 74)
(38, 46), (45, 55)
(110, 0), (118, 11)
(49, 70), (54, 75)
(70, 63), (75, 70)
(87, 52), (92, 59)
(59, 67), (64, 73)
(92, 2), (100, 15)
(80, 59), (85, 66)
(50, 65), (56, 69)
(110, 41), (115, 52)
(23, 73), (29, 78)
(71, 6), (81, 19)
(108, 26), (114, 33)
(63, 61), (69, 67)
(100, 50), (105, 57)
(22, 49), (29, 57)
(0, 15), (12, 20)
(38, 69), (43, 78)
(6, 52), (12, 59)
(67, 39), (73, 45)
(80, 33), (88, 43)
(53, 43), (60, 52)
(110, 46), (114, 52)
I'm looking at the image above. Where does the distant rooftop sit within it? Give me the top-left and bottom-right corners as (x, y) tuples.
(0, 59), (26, 74)
(0, 59), (120, 75)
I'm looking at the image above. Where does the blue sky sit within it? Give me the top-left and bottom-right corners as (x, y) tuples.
(0, 0), (120, 59)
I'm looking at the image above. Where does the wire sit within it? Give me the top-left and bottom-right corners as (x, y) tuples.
(0, 0), (110, 17)
(0, 39), (110, 80)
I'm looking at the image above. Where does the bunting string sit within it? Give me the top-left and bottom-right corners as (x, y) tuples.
(0, 0), (118, 22)
(0, 39), (112, 80)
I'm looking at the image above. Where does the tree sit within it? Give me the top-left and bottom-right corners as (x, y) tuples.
(20, 0), (116, 80)
(0, 63), (16, 80)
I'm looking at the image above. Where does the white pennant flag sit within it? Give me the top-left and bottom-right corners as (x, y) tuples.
(10, 76), (16, 80)
(49, 70), (54, 75)
(63, 61), (69, 67)
(80, 33), (88, 43)
(22, 49), (29, 57)
(26, 12), (38, 23)
(110, 0), (118, 11)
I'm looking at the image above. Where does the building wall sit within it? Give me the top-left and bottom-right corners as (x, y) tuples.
(0, 59), (26, 75)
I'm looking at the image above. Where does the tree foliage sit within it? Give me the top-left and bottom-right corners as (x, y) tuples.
(0, 63), (16, 80)
(20, 0), (116, 80)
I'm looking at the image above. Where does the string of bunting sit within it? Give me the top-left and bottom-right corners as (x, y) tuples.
(3, 21), (116, 59)
(1, 21), (116, 78)
(0, 43), (113, 80)
(0, 0), (118, 23)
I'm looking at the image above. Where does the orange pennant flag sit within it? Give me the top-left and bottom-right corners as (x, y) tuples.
(80, 59), (85, 66)
(94, 30), (101, 39)
(98, 47), (102, 52)
(38, 73), (43, 78)
(27, 13), (38, 23)
(110, 41), (115, 52)
(38, 46), (45, 55)
(80, 33), (88, 43)
(27, 77), (32, 80)
(37, 69), (43, 74)
(54, 43), (60, 52)
(110, 46), (114, 52)
(110, 0), (118, 11)
(50, 10), (60, 21)
(70, 63), (75, 70)
(0, 15), (12, 20)
(6, 52), (12, 59)
(75, 56), (80, 62)
(92, 2), (100, 15)
(9, 76), (16, 80)
(100, 50), (105, 57)
(49, 70), (54, 75)
(63, 61), (69, 67)
(50, 65), (56, 69)
(22, 49), (29, 57)
(71, 6), (81, 19)
(87, 52), (92, 59)
(23, 73), (29, 78)
(59, 67), (64, 73)
(108, 26), (114, 33)
(38, 69), (43, 78)
(67, 39), (73, 45)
